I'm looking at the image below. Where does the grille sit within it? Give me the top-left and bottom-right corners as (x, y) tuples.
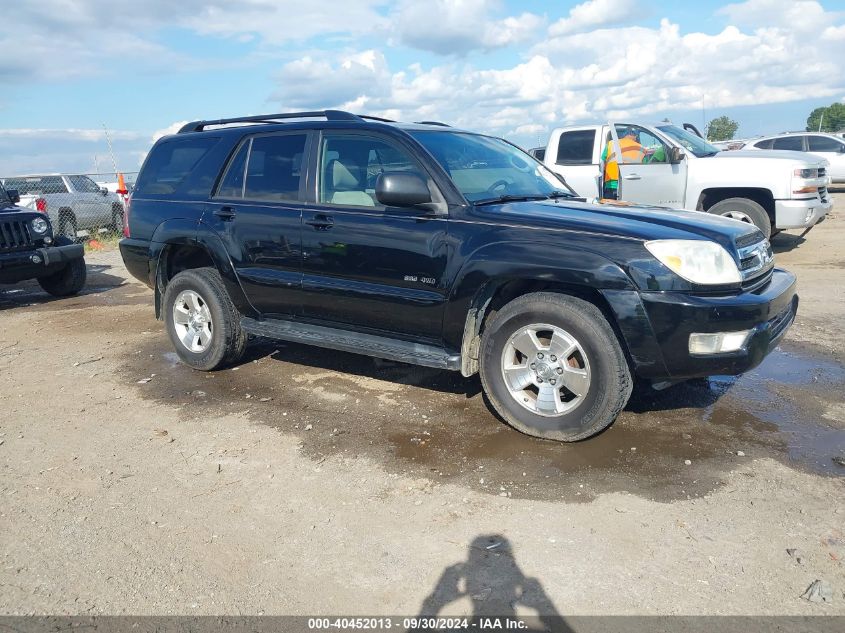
(0, 220), (34, 251)
(769, 303), (794, 341)
(818, 167), (829, 203)
(737, 237), (774, 286)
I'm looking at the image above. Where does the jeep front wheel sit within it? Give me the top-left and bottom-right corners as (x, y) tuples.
(163, 267), (247, 371)
(479, 292), (632, 441)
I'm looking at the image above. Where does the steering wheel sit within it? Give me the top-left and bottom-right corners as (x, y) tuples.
(487, 179), (510, 194)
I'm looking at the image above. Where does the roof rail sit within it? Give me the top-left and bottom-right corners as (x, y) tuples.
(415, 121), (451, 127)
(177, 110), (364, 133)
(357, 114), (395, 123)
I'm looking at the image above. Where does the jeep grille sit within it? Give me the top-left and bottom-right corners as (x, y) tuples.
(0, 220), (34, 252)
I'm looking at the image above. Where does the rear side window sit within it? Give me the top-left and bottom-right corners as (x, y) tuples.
(243, 134), (307, 201)
(3, 176), (67, 194)
(753, 139), (774, 149)
(135, 137), (219, 195)
(215, 142), (249, 199)
(556, 130), (595, 165)
(808, 135), (843, 152)
(772, 136), (804, 151)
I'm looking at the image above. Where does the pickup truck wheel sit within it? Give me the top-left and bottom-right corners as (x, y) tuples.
(479, 292), (632, 441)
(37, 256), (86, 297)
(163, 267), (247, 371)
(707, 198), (771, 239)
(110, 204), (124, 232)
(58, 213), (78, 243)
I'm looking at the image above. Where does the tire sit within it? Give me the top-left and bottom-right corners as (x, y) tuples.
(110, 204), (124, 233)
(37, 255), (87, 297)
(163, 267), (247, 371)
(479, 292), (632, 442)
(707, 197), (771, 239)
(58, 212), (78, 243)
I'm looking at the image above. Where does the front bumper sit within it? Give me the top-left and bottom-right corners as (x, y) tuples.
(604, 269), (798, 380)
(0, 243), (84, 284)
(774, 197), (832, 230)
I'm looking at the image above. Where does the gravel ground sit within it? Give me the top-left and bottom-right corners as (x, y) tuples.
(0, 193), (843, 616)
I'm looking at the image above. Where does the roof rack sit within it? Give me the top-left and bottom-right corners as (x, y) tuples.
(415, 121), (451, 127)
(178, 110), (376, 133)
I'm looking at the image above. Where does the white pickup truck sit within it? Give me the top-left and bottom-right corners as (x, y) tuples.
(540, 122), (832, 238)
(1, 174), (125, 242)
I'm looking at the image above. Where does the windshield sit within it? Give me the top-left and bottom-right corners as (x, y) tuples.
(657, 125), (721, 157)
(409, 131), (574, 204)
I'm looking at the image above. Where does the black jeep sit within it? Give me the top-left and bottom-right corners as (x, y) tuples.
(120, 111), (797, 441)
(1, 182), (86, 297)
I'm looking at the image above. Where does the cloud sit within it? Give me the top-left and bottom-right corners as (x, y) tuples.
(0, 128), (148, 176)
(152, 122), (190, 143)
(272, 51), (392, 108)
(391, 0), (544, 55)
(549, 0), (640, 37)
(717, 0), (835, 30)
(268, 3), (845, 145)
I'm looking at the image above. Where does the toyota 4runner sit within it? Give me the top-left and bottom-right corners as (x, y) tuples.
(120, 111), (798, 442)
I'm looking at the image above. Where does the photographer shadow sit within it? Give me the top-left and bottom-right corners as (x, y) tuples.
(416, 535), (570, 632)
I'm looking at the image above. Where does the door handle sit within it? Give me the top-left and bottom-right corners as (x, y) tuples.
(214, 206), (236, 220)
(306, 214), (334, 230)
(623, 173), (642, 180)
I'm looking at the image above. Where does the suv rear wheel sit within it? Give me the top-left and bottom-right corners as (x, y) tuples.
(163, 267), (247, 371)
(479, 292), (632, 441)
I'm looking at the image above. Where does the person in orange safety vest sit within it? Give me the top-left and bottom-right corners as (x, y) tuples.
(601, 128), (646, 200)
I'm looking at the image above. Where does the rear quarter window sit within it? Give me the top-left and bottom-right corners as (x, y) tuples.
(135, 137), (220, 196)
(3, 176), (68, 195)
(772, 136), (804, 151)
(556, 130), (595, 165)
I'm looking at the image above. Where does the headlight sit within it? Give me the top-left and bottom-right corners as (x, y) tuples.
(645, 239), (741, 285)
(31, 217), (49, 234)
(794, 168), (818, 179)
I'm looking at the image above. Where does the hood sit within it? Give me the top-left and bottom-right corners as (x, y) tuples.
(474, 199), (762, 251)
(715, 149), (828, 166)
(0, 204), (45, 221)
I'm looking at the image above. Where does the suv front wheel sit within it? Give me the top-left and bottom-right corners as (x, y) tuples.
(479, 292), (632, 441)
(163, 267), (247, 371)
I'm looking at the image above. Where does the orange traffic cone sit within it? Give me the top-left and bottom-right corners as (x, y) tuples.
(116, 172), (128, 195)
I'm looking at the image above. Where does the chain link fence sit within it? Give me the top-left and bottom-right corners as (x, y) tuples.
(1, 172), (138, 242)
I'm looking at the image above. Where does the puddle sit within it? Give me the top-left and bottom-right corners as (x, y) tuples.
(128, 337), (845, 502)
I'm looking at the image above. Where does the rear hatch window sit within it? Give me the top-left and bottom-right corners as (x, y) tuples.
(135, 137), (219, 196)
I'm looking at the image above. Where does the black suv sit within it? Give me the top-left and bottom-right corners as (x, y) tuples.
(120, 110), (797, 441)
(1, 182), (86, 296)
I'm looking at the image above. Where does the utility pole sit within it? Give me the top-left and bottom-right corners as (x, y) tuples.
(818, 111), (824, 132)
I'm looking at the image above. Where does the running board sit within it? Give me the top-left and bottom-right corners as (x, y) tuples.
(241, 317), (461, 371)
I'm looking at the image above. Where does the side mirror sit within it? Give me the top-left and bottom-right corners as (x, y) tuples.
(375, 172), (431, 207)
(7, 189), (20, 204)
(669, 147), (684, 164)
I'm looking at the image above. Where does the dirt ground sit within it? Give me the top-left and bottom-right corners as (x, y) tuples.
(1, 193), (843, 617)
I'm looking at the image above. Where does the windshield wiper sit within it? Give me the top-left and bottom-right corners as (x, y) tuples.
(545, 190), (575, 199)
(474, 194), (553, 206)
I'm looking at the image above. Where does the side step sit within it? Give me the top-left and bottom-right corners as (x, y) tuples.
(241, 317), (461, 371)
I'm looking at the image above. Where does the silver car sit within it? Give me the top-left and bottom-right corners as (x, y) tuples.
(743, 132), (845, 183)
